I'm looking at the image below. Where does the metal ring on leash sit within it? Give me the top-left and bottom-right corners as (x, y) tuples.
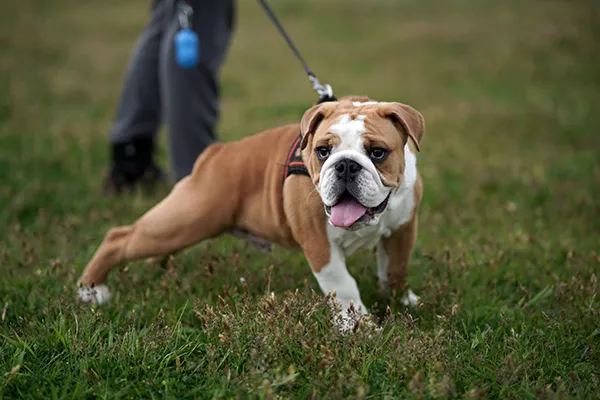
(177, 2), (193, 29)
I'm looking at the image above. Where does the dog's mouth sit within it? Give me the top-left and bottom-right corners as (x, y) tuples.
(325, 191), (391, 228)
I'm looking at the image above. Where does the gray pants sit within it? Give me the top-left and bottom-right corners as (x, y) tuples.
(110, 0), (235, 181)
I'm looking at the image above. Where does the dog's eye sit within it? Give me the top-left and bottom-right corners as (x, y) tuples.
(315, 146), (330, 161)
(370, 148), (388, 161)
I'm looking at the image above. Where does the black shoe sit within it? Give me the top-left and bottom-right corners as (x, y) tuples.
(102, 137), (168, 194)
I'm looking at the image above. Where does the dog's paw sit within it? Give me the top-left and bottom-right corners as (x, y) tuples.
(78, 284), (111, 305)
(330, 300), (379, 334)
(333, 312), (380, 335)
(401, 289), (419, 306)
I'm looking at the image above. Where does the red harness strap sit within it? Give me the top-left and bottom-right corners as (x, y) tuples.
(282, 132), (309, 184)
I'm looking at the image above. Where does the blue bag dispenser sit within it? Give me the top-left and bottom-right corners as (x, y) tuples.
(175, 3), (199, 69)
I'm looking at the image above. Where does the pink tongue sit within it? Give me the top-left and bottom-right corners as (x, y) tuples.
(330, 197), (368, 227)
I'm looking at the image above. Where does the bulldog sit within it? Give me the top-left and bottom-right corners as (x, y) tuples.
(77, 96), (424, 329)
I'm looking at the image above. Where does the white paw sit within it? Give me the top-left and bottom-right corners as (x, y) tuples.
(401, 289), (419, 306)
(333, 311), (368, 333)
(331, 300), (376, 333)
(78, 284), (111, 305)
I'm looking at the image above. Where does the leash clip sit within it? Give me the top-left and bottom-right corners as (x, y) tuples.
(308, 74), (334, 100)
(178, 2), (193, 29)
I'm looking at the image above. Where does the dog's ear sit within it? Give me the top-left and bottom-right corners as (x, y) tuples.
(379, 103), (424, 152)
(300, 102), (336, 150)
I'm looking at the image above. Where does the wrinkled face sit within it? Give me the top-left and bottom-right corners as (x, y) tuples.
(300, 97), (424, 230)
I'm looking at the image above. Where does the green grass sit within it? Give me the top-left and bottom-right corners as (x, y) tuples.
(1, 0), (599, 398)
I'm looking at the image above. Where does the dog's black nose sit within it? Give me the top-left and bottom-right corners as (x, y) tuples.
(334, 159), (362, 180)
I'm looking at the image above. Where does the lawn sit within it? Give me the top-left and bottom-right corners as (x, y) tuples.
(1, 0), (599, 398)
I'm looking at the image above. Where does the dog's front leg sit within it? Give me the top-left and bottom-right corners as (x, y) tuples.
(306, 243), (369, 331)
(377, 216), (419, 306)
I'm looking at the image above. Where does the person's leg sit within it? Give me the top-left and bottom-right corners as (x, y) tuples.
(105, 0), (169, 193)
(160, 0), (236, 181)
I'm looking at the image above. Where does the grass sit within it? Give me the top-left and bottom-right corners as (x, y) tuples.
(1, 0), (599, 398)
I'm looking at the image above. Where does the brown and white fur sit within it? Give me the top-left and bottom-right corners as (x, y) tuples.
(77, 96), (424, 330)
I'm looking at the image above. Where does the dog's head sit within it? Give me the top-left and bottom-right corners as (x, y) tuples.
(300, 96), (424, 230)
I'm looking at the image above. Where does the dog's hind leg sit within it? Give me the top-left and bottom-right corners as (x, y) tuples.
(77, 172), (233, 303)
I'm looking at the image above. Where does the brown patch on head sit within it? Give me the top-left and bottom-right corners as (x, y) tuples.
(299, 98), (425, 188)
(363, 116), (406, 188)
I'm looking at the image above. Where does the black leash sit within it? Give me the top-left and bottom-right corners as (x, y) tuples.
(257, 0), (337, 104)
